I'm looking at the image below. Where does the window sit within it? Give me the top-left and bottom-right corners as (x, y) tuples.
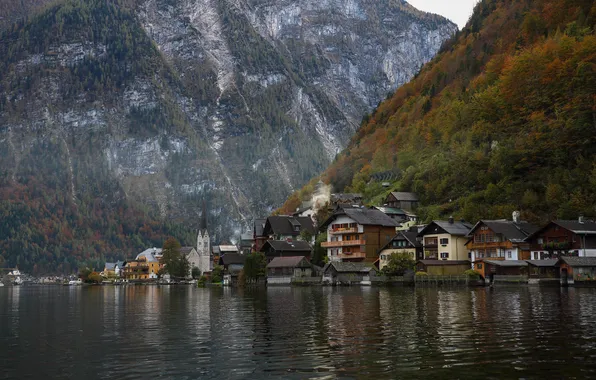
(507, 251), (512, 259)
(440, 252), (449, 259)
(440, 238), (449, 245)
(477, 263), (483, 269)
(537, 238), (543, 244)
(294, 226), (300, 232)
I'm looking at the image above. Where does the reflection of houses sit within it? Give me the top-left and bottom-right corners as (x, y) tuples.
(124, 249), (162, 280)
(260, 240), (312, 261)
(558, 256), (596, 285)
(526, 218), (596, 260)
(322, 262), (377, 285)
(321, 207), (399, 263)
(418, 218), (472, 261)
(466, 215), (538, 269)
(378, 230), (423, 270)
(416, 260), (470, 275)
(383, 192), (419, 212)
(266, 256), (312, 284)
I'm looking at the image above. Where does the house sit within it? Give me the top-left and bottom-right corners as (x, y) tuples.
(378, 230), (423, 270)
(474, 260), (528, 281)
(218, 253), (245, 276)
(526, 260), (559, 280)
(330, 193), (363, 208)
(383, 192), (419, 212)
(417, 218), (472, 261)
(260, 240), (312, 260)
(262, 215), (317, 243)
(320, 207), (399, 263)
(101, 260), (125, 278)
(266, 256), (313, 284)
(240, 233), (254, 255)
(253, 218), (268, 252)
(292, 200), (315, 219)
(466, 214), (539, 262)
(526, 217), (596, 260)
(322, 262), (377, 285)
(557, 256), (596, 285)
(416, 260), (471, 275)
(123, 249), (162, 280)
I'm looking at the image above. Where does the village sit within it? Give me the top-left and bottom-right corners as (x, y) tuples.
(3, 189), (595, 288)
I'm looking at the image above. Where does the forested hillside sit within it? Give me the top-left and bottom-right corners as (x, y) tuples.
(282, 0), (596, 224)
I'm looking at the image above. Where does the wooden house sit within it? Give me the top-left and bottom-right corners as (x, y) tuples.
(322, 262), (377, 285)
(320, 207), (399, 263)
(416, 260), (471, 275)
(557, 256), (596, 285)
(383, 192), (419, 212)
(418, 218), (472, 261)
(474, 260), (528, 281)
(260, 240), (312, 261)
(266, 256), (312, 285)
(526, 218), (596, 260)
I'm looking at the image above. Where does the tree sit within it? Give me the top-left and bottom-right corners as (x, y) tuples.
(311, 233), (327, 267)
(382, 252), (415, 276)
(78, 267), (92, 281)
(161, 237), (190, 278)
(211, 265), (223, 283)
(88, 272), (103, 284)
(191, 266), (201, 279)
(243, 252), (267, 283)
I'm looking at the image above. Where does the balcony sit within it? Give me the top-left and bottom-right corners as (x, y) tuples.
(329, 227), (359, 235)
(322, 239), (365, 248)
(468, 241), (507, 249)
(338, 252), (366, 260)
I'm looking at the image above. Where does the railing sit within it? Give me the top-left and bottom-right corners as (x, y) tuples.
(322, 239), (365, 248)
(338, 252), (366, 260)
(329, 227), (359, 234)
(468, 241), (507, 248)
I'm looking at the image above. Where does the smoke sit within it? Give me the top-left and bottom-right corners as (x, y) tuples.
(311, 182), (332, 215)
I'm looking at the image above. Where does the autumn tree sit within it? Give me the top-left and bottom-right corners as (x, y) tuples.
(161, 237), (190, 278)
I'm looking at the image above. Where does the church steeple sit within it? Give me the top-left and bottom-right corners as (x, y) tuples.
(200, 200), (208, 232)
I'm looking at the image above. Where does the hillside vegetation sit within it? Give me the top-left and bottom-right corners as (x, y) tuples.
(282, 0), (596, 224)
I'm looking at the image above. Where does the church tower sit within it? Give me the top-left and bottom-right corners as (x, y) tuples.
(197, 201), (212, 274)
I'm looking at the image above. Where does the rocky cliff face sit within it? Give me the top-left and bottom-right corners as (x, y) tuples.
(0, 0), (455, 242)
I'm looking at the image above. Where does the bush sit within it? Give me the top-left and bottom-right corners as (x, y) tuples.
(211, 265), (223, 283)
(415, 271), (428, 276)
(464, 269), (480, 279)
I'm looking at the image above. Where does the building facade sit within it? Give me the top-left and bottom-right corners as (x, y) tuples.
(418, 219), (472, 261)
(526, 219), (596, 260)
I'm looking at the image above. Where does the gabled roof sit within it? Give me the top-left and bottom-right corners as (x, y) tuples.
(136, 248), (162, 262)
(321, 207), (400, 230)
(219, 245), (239, 253)
(260, 240), (312, 253)
(418, 220), (472, 237)
(263, 216), (317, 236)
(417, 260), (470, 266)
(379, 231), (422, 252)
(373, 206), (406, 216)
(115, 260), (125, 268)
(323, 262), (376, 273)
(467, 220), (539, 242)
(483, 260), (528, 267)
(218, 253), (245, 266)
(526, 220), (596, 241)
(558, 256), (596, 267)
(267, 256), (310, 268)
(388, 192), (419, 202)
(331, 193), (363, 204)
(526, 259), (558, 267)
(180, 247), (196, 255)
(104, 262), (116, 270)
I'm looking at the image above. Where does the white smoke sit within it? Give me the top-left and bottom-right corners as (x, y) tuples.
(311, 181), (332, 215)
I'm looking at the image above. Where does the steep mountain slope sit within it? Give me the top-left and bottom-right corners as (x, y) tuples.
(0, 0), (455, 272)
(281, 0), (596, 223)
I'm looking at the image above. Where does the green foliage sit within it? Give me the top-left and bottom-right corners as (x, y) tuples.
(87, 272), (102, 283)
(311, 233), (327, 267)
(382, 252), (416, 276)
(191, 266), (201, 279)
(243, 252), (267, 282)
(464, 269), (481, 279)
(211, 265), (223, 283)
(78, 267), (92, 281)
(415, 271), (429, 276)
(161, 237), (190, 278)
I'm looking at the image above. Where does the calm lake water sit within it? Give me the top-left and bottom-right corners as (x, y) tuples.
(2, 285), (596, 379)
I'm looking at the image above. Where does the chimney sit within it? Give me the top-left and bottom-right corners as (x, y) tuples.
(448, 216), (454, 224)
(579, 215), (585, 224)
(512, 211), (521, 224)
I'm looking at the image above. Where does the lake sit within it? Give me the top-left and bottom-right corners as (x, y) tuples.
(2, 285), (596, 379)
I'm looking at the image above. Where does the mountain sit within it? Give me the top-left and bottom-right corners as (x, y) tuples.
(0, 0), (455, 272)
(280, 0), (596, 224)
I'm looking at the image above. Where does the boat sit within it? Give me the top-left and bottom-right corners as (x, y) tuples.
(0, 282), (4, 287)
(13, 277), (23, 285)
(69, 279), (83, 286)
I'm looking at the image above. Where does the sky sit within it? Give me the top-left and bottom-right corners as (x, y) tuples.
(406, 0), (480, 29)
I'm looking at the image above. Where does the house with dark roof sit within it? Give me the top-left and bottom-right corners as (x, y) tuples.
(378, 230), (423, 270)
(557, 256), (596, 285)
(180, 247), (200, 277)
(266, 256), (313, 284)
(384, 191), (419, 212)
(218, 253), (245, 276)
(372, 206), (408, 223)
(261, 216), (317, 245)
(260, 240), (312, 260)
(320, 207), (399, 263)
(253, 218), (268, 252)
(417, 218), (472, 261)
(478, 260), (529, 281)
(466, 214), (539, 272)
(526, 218), (596, 260)
(322, 262), (377, 285)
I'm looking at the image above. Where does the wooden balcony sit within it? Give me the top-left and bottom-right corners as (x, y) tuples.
(322, 239), (365, 248)
(329, 227), (359, 235)
(338, 252), (366, 260)
(467, 241), (509, 249)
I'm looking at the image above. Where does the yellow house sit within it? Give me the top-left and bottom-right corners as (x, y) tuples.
(418, 219), (472, 261)
(123, 249), (162, 280)
(378, 230), (423, 271)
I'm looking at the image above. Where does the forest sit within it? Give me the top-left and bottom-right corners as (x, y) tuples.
(281, 0), (596, 225)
